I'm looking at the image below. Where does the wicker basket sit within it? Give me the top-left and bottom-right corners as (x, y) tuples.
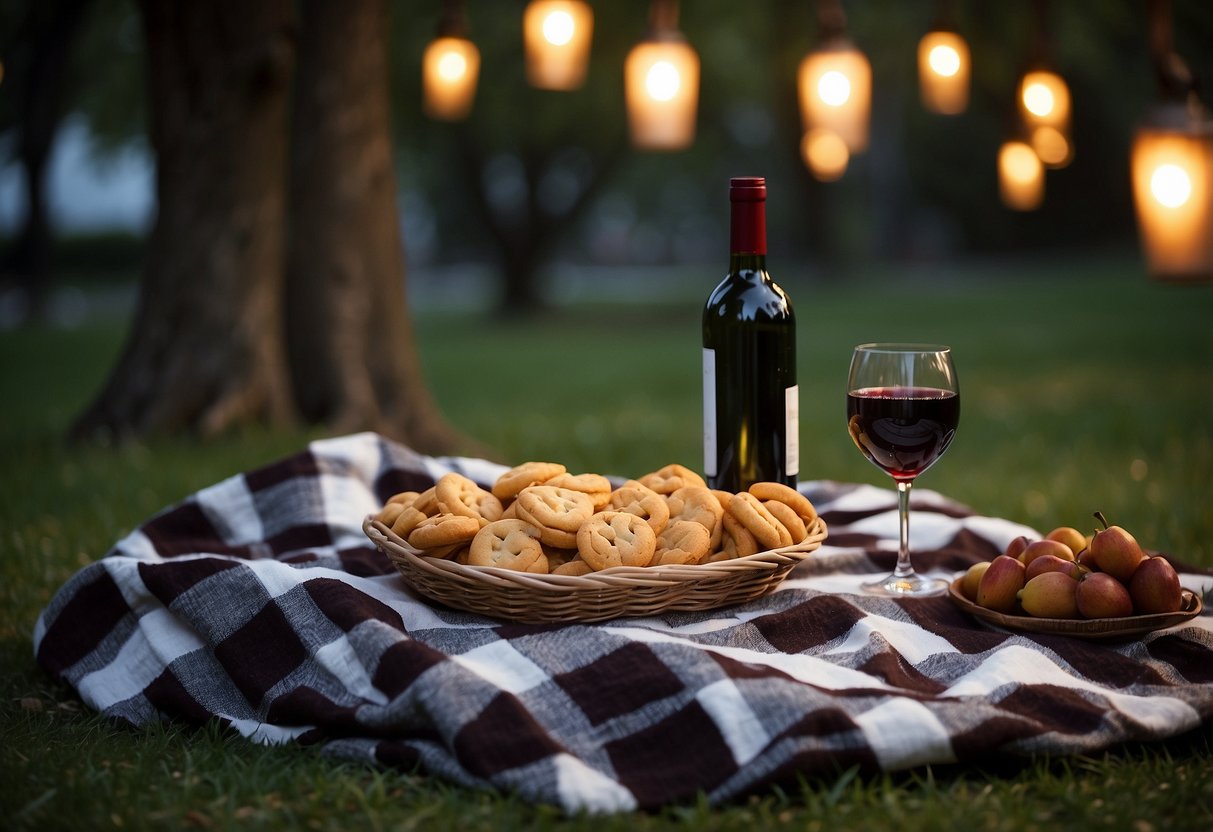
(364, 515), (828, 623)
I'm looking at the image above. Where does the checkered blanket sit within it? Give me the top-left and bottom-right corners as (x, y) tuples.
(34, 433), (1213, 813)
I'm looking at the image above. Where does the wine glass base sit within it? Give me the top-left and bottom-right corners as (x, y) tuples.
(861, 573), (948, 598)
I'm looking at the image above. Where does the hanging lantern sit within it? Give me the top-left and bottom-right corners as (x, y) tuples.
(625, 1), (699, 151)
(423, 37), (480, 121)
(998, 140), (1044, 211)
(917, 29), (970, 115)
(523, 0), (593, 91)
(422, 3), (479, 121)
(801, 128), (849, 182)
(1129, 0), (1213, 282)
(798, 38), (872, 153)
(1017, 69), (1073, 168)
(1131, 102), (1213, 282)
(1029, 125), (1073, 168)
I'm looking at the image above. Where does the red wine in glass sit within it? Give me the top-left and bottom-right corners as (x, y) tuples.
(846, 345), (960, 597)
(846, 386), (959, 481)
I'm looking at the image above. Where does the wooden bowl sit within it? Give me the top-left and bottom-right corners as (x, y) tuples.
(948, 577), (1203, 641)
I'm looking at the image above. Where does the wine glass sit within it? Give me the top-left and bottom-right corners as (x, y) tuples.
(846, 344), (960, 596)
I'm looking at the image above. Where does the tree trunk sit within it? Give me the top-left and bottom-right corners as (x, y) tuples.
(285, 0), (467, 453)
(73, 0), (296, 438)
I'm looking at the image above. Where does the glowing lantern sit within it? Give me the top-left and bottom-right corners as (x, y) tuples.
(523, 0), (593, 91)
(1131, 102), (1213, 282)
(1018, 69), (1073, 168)
(422, 4), (479, 121)
(1030, 125), (1072, 168)
(1128, 0), (1213, 282)
(423, 37), (480, 121)
(801, 128), (849, 182)
(998, 140), (1044, 211)
(917, 29), (970, 115)
(625, 2), (699, 151)
(798, 39), (872, 153)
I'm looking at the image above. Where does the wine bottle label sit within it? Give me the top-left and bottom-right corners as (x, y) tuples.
(702, 348), (717, 477)
(785, 384), (800, 478)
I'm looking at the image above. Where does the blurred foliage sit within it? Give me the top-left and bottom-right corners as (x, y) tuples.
(48, 229), (144, 280)
(5, 0), (1213, 273)
(0, 0), (145, 147)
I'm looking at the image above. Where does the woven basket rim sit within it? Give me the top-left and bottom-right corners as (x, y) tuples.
(364, 514), (828, 597)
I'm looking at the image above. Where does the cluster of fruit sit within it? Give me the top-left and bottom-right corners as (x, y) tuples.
(958, 512), (1185, 619)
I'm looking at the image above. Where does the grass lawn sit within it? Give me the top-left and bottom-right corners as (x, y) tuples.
(2, 251), (1211, 830)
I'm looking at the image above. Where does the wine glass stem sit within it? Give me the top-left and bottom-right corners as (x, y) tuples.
(894, 479), (914, 579)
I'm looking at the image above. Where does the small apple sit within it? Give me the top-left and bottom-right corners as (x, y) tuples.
(1046, 526), (1088, 558)
(1004, 535), (1033, 560)
(1020, 539), (1076, 567)
(1076, 572), (1134, 619)
(961, 561), (991, 601)
(977, 555), (1027, 613)
(1025, 553), (1085, 582)
(1129, 555), (1183, 615)
(1018, 572), (1080, 619)
(1089, 512), (1146, 583)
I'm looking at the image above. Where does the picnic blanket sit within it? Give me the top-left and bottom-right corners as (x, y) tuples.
(33, 432), (1213, 813)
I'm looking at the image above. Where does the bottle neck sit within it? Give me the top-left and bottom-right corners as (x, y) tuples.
(729, 196), (767, 260)
(728, 252), (768, 275)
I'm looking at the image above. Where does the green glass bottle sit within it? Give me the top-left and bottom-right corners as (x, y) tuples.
(702, 176), (798, 492)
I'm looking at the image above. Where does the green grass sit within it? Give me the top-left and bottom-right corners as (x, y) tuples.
(2, 252), (1212, 830)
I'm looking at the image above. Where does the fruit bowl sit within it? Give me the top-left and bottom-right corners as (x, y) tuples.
(948, 578), (1204, 641)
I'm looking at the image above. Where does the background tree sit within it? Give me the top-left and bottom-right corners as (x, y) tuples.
(394, 3), (636, 315)
(0, 0), (96, 321)
(285, 0), (463, 448)
(5, 1), (1213, 445)
(72, 0), (466, 453)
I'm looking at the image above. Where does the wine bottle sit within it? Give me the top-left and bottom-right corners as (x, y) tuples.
(702, 176), (798, 492)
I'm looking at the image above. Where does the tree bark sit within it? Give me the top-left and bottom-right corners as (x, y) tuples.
(73, 0), (296, 438)
(285, 0), (466, 453)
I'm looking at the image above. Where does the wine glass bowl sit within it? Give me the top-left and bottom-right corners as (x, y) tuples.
(847, 344), (959, 596)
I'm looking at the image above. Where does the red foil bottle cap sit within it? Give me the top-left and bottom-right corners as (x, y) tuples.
(730, 176), (767, 202)
(729, 176), (767, 254)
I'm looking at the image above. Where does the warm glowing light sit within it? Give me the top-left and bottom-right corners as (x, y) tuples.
(625, 38), (700, 150)
(1132, 126), (1213, 280)
(524, 0), (593, 90)
(646, 60), (681, 101)
(1018, 70), (1073, 168)
(1023, 82), (1055, 117)
(1018, 71), (1070, 126)
(1131, 113), (1212, 282)
(801, 128), (849, 181)
(999, 140), (1044, 211)
(817, 71), (852, 107)
(1031, 126), (1073, 168)
(436, 51), (467, 82)
(542, 10), (574, 45)
(1151, 164), (1193, 208)
(1002, 143), (1040, 182)
(798, 42), (871, 152)
(917, 30), (970, 115)
(422, 36), (480, 121)
(929, 45), (960, 77)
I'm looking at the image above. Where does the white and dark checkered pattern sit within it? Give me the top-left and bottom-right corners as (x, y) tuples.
(33, 433), (1213, 813)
